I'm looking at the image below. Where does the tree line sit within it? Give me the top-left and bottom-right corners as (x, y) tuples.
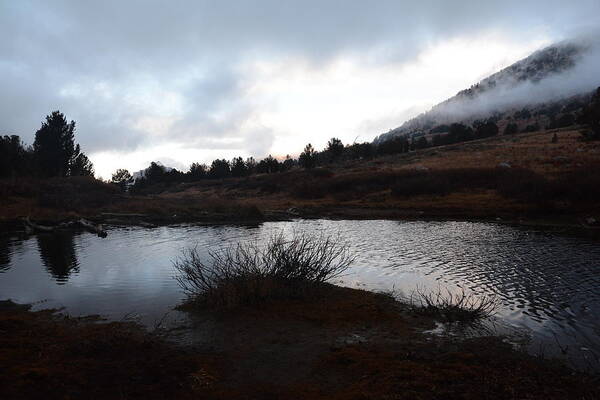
(113, 86), (600, 191)
(1, 111), (94, 179)
(4, 87), (598, 188)
(114, 120), (511, 190)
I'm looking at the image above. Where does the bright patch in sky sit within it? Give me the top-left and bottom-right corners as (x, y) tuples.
(89, 34), (549, 179)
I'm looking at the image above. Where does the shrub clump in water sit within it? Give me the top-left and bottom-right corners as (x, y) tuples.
(409, 287), (499, 323)
(174, 233), (354, 308)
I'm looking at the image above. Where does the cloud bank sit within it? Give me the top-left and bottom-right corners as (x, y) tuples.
(1, 1), (599, 177)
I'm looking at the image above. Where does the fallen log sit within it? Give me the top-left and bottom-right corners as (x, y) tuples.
(79, 218), (108, 237)
(137, 221), (157, 228)
(22, 217), (107, 238)
(100, 212), (149, 218)
(23, 217), (55, 234)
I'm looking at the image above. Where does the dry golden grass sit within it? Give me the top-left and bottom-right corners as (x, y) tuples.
(2, 128), (598, 224)
(383, 128), (600, 176)
(170, 128), (599, 222)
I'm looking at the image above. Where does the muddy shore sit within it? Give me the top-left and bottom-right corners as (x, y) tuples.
(2, 284), (599, 399)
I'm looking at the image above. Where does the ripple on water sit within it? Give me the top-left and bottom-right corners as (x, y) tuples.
(1, 220), (600, 367)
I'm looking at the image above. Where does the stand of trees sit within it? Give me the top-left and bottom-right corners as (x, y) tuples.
(0, 135), (33, 178)
(579, 87), (600, 141)
(0, 111), (93, 179)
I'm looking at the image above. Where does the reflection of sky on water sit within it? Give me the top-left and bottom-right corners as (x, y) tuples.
(1, 220), (600, 366)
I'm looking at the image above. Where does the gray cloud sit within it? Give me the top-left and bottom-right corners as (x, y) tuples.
(1, 0), (600, 159)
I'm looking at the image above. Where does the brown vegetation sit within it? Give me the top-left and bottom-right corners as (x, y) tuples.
(164, 128), (600, 225)
(0, 176), (263, 225)
(2, 289), (599, 399)
(175, 233), (353, 308)
(0, 176), (119, 222)
(0, 301), (201, 400)
(1, 128), (599, 227)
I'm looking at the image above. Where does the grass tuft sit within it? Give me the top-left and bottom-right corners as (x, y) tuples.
(174, 233), (355, 308)
(409, 286), (499, 323)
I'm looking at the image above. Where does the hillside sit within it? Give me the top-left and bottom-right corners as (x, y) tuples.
(2, 126), (599, 232)
(375, 38), (598, 143)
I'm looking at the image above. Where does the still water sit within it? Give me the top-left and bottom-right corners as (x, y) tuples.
(1, 220), (600, 366)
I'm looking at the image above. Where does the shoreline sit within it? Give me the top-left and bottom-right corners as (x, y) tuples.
(2, 128), (598, 235)
(2, 285), (599, 399)
(2, 209), (599, 241)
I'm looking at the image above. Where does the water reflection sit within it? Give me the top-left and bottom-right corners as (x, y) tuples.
(0, 220), (599, 368)
(0, 235), (11, 272)
(36, 232), (79, 283)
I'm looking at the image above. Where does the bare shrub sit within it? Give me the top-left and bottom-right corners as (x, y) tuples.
(0, 176), (118, 210)
(174, 233), (354, 308)
(409, 286), (499, 323)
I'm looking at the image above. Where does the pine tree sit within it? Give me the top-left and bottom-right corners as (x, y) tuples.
(33, 111), (77, 177)
(299, 143), (317, 169)
(111, 169), (133, 188)
(70, 145), (94, 176)
(326, 137), (344, 160)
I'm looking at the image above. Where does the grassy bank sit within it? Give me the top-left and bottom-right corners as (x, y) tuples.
(1, 128), (599, 229)
(0, 176), (266, 226)
(181, 128), (600, 225)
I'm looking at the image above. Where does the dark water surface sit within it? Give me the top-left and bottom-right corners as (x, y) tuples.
(1, 220), (600, 367)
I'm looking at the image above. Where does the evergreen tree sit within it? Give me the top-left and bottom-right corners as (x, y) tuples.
(209, 159), (231, 179)
(188, 162), (207, 181)
(257, 155), (280, 174)
(504, 123), (519, 135)
(326, 137), (344, 160)
(299, 143), (317, 169)
(70, 150), (94, 176)
(348, 142), (373, 159)
(413, 136), (429, 150)
(111, 168), (133, 188)
(33, 111), (77, 177)
(377, 136), (409, 155)
(0, 135), (30, 178)
(474, 120), (498, 139)
(281, 155), (295, 171)
(230, 157), (247, 177)
(145, 162), (166, 183)
(245, 157), (257, 175)
(579, 87), (600, 141)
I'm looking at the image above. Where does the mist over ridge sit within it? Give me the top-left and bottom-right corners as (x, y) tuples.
(375, 34), (600, 143)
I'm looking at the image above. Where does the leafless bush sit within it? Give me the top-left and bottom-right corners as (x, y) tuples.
(409, 286), (499, 323)
(174, 233), (354, 308)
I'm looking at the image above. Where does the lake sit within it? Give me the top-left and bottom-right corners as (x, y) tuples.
(1, 219), (600, 368)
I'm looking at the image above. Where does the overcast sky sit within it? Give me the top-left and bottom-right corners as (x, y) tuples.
(2, 1), (600, 178)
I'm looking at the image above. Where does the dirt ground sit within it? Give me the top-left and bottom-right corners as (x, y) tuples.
(2, 285), (599, 400)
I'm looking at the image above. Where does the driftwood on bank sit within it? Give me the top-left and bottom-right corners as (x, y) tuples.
(78, 218), (108, 237)
(23, 217), (55, 234)
(23, 217), (107, 238)
(100, 212), (149, 218)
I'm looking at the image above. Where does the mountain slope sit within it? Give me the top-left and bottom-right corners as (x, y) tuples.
(375, 38), (599, 143)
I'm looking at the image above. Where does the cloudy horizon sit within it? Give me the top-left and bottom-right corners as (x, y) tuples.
(2, 1), (600, 179)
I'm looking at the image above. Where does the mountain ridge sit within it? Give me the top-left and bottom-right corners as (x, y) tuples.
(374, 38), (598, 144)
